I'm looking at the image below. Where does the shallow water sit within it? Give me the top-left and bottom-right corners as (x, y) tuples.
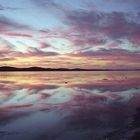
(0, 71), (140, 140)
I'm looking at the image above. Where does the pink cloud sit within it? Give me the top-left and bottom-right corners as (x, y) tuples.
(2, 32), (33, 38)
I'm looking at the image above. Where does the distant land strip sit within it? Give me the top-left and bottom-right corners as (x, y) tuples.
(0, 66), (140, 71)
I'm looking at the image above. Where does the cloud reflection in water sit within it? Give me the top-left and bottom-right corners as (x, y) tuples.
(0, 71), (140, 140)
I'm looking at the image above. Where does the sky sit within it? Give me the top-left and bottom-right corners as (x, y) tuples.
(0, 0), (140, 69)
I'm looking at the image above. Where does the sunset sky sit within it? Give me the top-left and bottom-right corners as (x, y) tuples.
(0, 0), (140, 69)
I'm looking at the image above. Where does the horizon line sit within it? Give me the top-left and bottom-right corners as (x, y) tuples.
(0, 66), (140, 72)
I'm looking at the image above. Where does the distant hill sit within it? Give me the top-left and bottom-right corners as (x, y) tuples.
(0, 66), (140, 71)
(0, 66), (101, 71)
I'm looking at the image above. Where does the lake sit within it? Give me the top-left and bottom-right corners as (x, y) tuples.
(0, 71), (140, 140)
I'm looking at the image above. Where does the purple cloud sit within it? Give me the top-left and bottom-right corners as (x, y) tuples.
(27, 47), (59, 57)
(64, 9), (140, 47)
(0, 16), (32, 32)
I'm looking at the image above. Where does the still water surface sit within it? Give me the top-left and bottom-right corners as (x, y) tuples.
(0, 71), (140, 140)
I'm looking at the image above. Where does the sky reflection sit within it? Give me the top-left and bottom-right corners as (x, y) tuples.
(0, 71), (140, 140)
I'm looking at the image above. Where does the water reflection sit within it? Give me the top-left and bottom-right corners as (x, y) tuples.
(0, 71), (140, 140)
